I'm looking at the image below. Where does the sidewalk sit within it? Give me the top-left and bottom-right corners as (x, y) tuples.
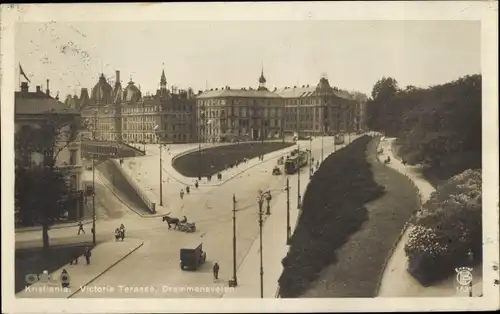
(377, 137), (483, 297)
(17, 239), (144, 298)
(15, 219), (93, 234)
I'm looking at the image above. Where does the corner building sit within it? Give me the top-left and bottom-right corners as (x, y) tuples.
(277, 77), (359, 137)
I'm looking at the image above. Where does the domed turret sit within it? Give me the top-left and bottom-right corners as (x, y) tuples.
(90, 73), (113, 104)
(122, 80), (142, 102)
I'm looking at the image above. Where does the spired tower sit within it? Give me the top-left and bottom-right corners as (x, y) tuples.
(257, 66), (267, 91)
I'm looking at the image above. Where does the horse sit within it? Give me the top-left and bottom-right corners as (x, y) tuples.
(162, 215), (180, 229)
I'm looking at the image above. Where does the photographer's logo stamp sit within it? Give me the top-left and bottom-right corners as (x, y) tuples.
(455, 267), (473, 295)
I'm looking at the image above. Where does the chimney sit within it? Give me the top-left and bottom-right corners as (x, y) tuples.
(20, 82), (29, 93)
(115, 70), (121, 85)
(36, 85), (41, 93)
(45, 79), (50, 96)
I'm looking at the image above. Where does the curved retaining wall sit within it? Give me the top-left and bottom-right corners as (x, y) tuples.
(96, 159), (156, 214)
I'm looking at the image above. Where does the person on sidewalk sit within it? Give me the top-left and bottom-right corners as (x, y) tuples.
(195, 180), (199, 189)
(186, 186), (190, 194)
(213, 262), (220, 281)
(180, 189), (185, 199)
(60, 269), (70, 288)
(77, 220), (85, 235)
(120, 224), (126, 239)
(84, 247), (92, 265)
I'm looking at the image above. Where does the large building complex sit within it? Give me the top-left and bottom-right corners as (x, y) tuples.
(195, 70), (284, 142)
(76, 69), (196, 145)
(69, 69), (366, 145)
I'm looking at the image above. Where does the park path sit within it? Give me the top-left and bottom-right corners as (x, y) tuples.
(377, 137), (483, 297)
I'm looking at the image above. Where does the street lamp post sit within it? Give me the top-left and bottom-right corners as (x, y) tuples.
(143, 102), (146, 153)
(286, 178), (291, 245)
(92, 154), (96, 245)
(92, 108), (98, 246)
(159, 142), (163, 206)
(257, 196), (264, 298)
(232, 194), (238, 287)
(154, 124), (163, 206)
(309, 138), (313, 179)
(297, 144), (301, 209)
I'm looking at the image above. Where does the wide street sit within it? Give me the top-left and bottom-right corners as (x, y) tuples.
(71, 137), (345, 298)
(15, 136), (355, 298)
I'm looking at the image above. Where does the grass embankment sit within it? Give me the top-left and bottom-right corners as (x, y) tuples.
(278, 136), (420, 297)
(172, 142), (293, 177)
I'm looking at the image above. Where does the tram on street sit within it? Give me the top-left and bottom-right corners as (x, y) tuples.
(284, 150), (309, 174)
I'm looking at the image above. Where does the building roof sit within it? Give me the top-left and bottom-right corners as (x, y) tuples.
(196, 88), (281, 99)
(15, 91), (80, 115)
(275, 86), (353, 100)
(275, 87), (316, 98)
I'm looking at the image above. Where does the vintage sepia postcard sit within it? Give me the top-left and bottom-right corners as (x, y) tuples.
(1, 1), (498, 313)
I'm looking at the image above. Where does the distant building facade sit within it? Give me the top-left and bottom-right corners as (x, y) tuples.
(195, 70), (285, 142)
(78, 69), (196, 144)
(277, 77), (361, 137)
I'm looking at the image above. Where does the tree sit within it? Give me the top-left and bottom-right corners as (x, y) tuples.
(15, 112), (85, 252)
(366, 77), (400, 132)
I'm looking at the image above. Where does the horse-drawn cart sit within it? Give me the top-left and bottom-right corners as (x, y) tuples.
(178, 222), (196, 233)
(162, 214), (196, 233)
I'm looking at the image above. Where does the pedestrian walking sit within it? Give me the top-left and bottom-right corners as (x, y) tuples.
(84, 247), (92, 265)
(180, 189), (185, 199)
(186, 186), (190, 194)
(60, 269), (70, 288)
(77, 220), (85, 235)
(213, 262), (220, 280)
(119, 223), (126, 239)
(195, 180), (199, 189)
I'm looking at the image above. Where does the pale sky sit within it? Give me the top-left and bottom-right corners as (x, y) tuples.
(15, 20), (480, 99)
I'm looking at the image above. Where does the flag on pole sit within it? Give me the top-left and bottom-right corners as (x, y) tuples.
(19, 63), (31, 83)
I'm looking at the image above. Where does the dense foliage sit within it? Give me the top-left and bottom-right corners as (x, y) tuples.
(15, 113), (84, 250)
(172, 142), (293, 177)
(404, 169), (482, 285)
(366, 75), (481, 180)
(278, 136), (385, 297)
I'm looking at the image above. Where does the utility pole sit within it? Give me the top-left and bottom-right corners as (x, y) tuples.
(297, 144), (301, 209)
(159, 142), (163, 206)
(286, 178), (291, 245)
(232, 194), (238, 287)
(92, 109), (97, 246)
(258, 197), (264, 298)
(309, 138), (313, 179)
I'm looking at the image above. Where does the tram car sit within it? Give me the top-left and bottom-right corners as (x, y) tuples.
(284, 150), (309, 174)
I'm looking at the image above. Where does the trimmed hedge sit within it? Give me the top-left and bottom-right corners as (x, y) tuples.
(172, 142), (293, 177)
(278, 136), (385, 297)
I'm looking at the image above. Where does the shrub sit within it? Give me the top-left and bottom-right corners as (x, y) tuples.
(172, 142), (293, 177)
(404, 169), (482, 285)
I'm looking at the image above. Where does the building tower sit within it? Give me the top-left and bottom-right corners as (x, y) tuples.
(258, 66), (267, 91)
(160, 69), (167, 91)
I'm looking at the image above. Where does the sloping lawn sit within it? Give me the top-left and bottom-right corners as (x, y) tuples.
(278, 136), (420, 297)
(172, 142), (293, 177)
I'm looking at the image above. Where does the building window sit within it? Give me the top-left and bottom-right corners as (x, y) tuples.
(70, 175), (77, 191)
(69, 149), (77, 165)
